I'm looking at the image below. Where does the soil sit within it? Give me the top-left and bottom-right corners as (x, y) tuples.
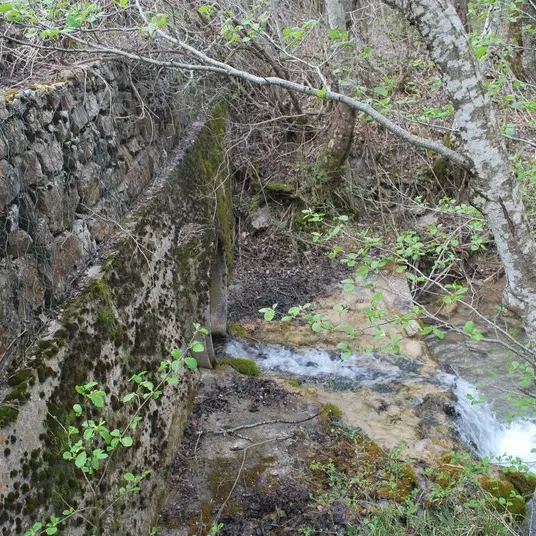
(228, 201), (351, 322)
(158, 366), (339, 535)
(157, 366), (424, 536)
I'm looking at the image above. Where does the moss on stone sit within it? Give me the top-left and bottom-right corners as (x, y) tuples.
(218, 358), (260, 376)
(500, 469), (536, 500)
(7, 369), (34, 387)
(287, 380), (301, 388)
(265, 182), (294, 195)
(321, 403), (342, 422)
(479, 475), (527, 518)
(0, 406), (19, 427)
(227, 322), (250, 337)
(36, 339), (60, 358)
(4, 384), (30, 403)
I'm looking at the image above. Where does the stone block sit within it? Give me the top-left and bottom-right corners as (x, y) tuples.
(71, 103), (90, 134)
(36, 175), (79, 234)
(14, 256), (45, 314)
(33, 136), (63, 175)
(7, 229), (33, 258)
(96, 114), (115, 138)
(12, 151), (44, 186)
(0, 160), (21, 208)
(125, 152), (152, 200)
(2, 117), (28, 155)
(76, 162), (102, 210)
(78, 128), (96, 164)
(60, 89), (76, 111)
(48, 231), (87, 295)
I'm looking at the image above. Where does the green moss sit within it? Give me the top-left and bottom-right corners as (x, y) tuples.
(7, 369), (34, 387)
(287, 380), (301, 388)
(479, 476), (527, 518)
(4, 384), (30, 403)
(36, 339), (60, 358)
(228, 322), (250, 337)
(500, 469), (536, 500)
(217, 357), (260, 376)
(321, 404), (342, 421)
(265, 182), (294, 194)
(0, 406), (19, 427)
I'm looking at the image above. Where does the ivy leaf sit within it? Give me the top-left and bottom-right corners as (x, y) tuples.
(87, 390), (106, 408)
(170, 348), (182, 359)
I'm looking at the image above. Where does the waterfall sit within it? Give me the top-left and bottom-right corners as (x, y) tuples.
(444, 373), (536, 466)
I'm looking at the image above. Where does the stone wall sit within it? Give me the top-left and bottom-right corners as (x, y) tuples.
(0, 61), (197, 366)
(0, 102), (232, 535)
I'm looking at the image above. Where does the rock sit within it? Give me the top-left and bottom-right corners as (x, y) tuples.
(76, 162), (102, 209)
(36, 176), (79, 234)
(250, 206), (271, 231)
(0, 160), (21, 207)
(34, 136), (63, 174)
(7, 229), (33, 258)
(12, 151), (44, 186)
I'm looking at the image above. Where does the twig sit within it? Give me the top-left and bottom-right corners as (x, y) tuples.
(211, 411), (321, 436)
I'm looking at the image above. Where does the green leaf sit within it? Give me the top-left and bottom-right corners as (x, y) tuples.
(191, 341), (204, 353)
(121, 436), (133, 447)
(311, 322), (321, 333)
(316, 85), (327, 99)
(184, 357), (198, 369)
(124, 472), (136, 481)
(75, 451), (87, 469)
(45, 528), (58, 535)
(122, 392), (136, 403)
(170, 348), (182, 359)
(87, 390), (106, 407)
(72, 404), (83, 416)
(374, 86), (389, 97)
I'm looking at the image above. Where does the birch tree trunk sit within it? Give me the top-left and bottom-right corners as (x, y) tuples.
(387, 0), (536, 343)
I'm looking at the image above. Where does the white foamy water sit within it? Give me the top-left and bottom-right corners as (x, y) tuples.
(440, 373), (536, 465)
(225, 339), (417, 387)
(225, 338), (536, 464)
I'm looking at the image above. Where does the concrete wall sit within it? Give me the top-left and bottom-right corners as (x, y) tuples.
(0, 70), (232, 534)
(0, 61), (196, 366)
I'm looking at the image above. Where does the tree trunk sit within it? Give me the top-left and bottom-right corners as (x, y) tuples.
(318, 0), (358, 199)
(522, 0), (536, 83)
(387, 0), (536, 343)
(453, 0), (469, 32)
(508, 14), (524, 80)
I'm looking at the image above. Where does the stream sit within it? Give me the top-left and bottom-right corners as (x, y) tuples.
(224, 333), (536, 467)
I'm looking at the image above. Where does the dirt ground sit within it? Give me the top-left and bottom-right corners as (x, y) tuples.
(157, 366), (344, 535)
(228, 201), (351, 322)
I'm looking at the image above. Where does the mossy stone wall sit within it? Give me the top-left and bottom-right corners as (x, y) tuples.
(0, 60), (201, 367)
(0, 104), (232, 535)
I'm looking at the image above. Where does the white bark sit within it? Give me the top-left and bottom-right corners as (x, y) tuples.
(387, 0), (536, 343)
